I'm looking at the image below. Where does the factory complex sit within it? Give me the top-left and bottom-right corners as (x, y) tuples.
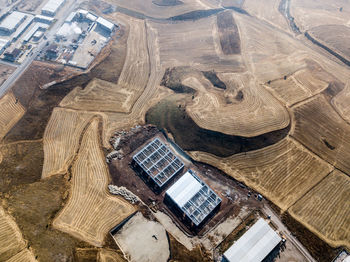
(43, 9), (116, 69)
(0, 0), (115, 67)
(0, 0), (64, 63)
(131, 137), (222, 230)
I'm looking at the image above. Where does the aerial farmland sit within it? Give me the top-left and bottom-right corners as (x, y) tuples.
(0, 0), (349, 261)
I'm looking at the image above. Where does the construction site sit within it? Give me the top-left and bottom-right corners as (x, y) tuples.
(105, 125), (282, 261)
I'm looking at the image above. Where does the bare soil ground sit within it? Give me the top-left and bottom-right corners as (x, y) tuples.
(189, 136), (333, 212)
(217, 11), (240, 55)
(292, 95), (350, 175)
(3, 62), (81, 143)
(0, 64), (15, 86)
(2, 175), (94, 261)
(289, 170), (350, 249)
(167, 234), (211, 262)
(0, 140), (43, 193)
(113, 212), (170, 262)
(53, 118), (135, 247)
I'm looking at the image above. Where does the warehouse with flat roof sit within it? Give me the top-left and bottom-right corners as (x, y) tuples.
(165, 169), (222, 229)
(0, 11), (27, 34)
(96, 17), (115, 32)
(41, 0), (65, 17)
(132, 138), (184, 192)
(223, 218), (282, 262)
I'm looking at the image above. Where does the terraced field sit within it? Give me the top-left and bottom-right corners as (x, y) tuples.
(289, 170), (350, 249)
(189, 137), (332, 211)
(104, 0), (212, 19)
(0, 92), (25, 141)
(265, 62), (335, 107)
(53, 118), (135, 247)
(184, 73), (290, 136)
(292, 95), (350, 175)
(332, 81), (350, 123)
(42, 108), (95, 178)
(150, 16), (244, 72)
(0, 206), (35, 261)
(6, 249), (37, 262)
(61, 18), (149, 114)
(98, 249), (125, 262)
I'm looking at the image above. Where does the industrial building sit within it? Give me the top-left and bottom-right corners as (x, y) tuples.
(0, 11), (27, 34)
(132, 138), (184, 192)
(12, 15), (34, 41)
(34, 15), (54, 25)
(41, 0), (65, 17)
(23, 23), (49, 43)
(222, 218), (282, 262)
(4, 48), (21, 62)
(0, 39), (9, 54)
(165, 169), (222, 229)
(96, 17), (115, 32)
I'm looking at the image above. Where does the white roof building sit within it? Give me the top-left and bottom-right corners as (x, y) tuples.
(12, 15), (34, 40)
(65, 12), (76, 23)
(86, 13), (97, 22)
(223, 218), (282, 262)
(34, 15), (55, 24)
(23, 23), (49, 43)
(165, 170), (222, 226)
(0, 39), (9, 54)
(0, 11), (27, 33)
(41, 0), (65, 16)
(96, 17), (114, 32)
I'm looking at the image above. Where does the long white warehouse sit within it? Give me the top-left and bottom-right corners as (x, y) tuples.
(223, 218), (282, 262)
(0, 11), (27, 34)
(41, 0), (65, 16)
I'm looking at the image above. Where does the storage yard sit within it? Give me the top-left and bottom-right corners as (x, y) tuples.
(42, 9), (116, 69)
(0, 1), (114, 68)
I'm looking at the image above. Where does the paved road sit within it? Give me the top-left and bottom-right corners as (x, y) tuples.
(0, 0), (79, 99)
(262, 205), (317, 262)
